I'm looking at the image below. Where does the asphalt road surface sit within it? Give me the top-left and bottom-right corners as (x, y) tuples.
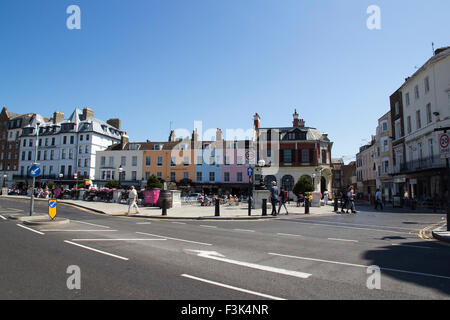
(1, 198), (449, 300)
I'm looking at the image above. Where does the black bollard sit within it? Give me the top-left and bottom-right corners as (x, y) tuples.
(334, 196), (338, 212)
(162, 199), (167, 216)
(262, 199), (267, 216)
(305, 198), (310, 214)
(215, 198), (220, 217)
(248, 196), (252, 216)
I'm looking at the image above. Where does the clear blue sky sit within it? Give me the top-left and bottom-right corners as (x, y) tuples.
(1, 0), (449, 162)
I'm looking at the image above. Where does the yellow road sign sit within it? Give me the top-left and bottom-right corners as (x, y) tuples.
(48, 200), (57, 220)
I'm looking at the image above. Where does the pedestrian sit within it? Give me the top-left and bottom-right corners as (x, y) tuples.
(374, 189), (383, 211)
(278, 187), (289, 215)
(270, 181), (279, 216)
(323, 189), (329, 206)
(340, 189), (348, 213)
(127, 186), (140, 215)
(348, 186), (357, 214)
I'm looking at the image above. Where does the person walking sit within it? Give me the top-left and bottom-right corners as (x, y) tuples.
(340, 189), (349, 213)
(278, 187), (289, 215)
(323, 190), (329, 206)
(127, 186), (140, 215)
(375, 189), (383, 211)
(348, 186), (357, 214)
(270, 181), (279, 216)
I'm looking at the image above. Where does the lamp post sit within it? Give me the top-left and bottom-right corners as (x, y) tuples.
(3, 174), (7, 188)
(118, 165), (123, 188)
(29, 121), (40, 216)
(312, 173), (316, 191)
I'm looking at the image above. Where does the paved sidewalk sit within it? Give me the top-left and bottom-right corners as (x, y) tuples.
(1, 195), (337, 220)
(432, 224), (450, 244)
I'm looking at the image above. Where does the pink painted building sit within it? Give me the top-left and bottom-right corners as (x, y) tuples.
(221, 140), (251, 187)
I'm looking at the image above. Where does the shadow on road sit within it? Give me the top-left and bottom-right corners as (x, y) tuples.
(363, 241), (450, 296)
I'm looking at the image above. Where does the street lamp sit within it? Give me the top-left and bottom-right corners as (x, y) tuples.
(118, 165), (123, 188)
(3, 174), (7, 188)
(312, 173), (316, 191)
(29, 121), (40, 216)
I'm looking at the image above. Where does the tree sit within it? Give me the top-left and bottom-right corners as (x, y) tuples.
(293, 176), (314, 195)
(105, 180), (119, 189)
(147, 174), (163, 189)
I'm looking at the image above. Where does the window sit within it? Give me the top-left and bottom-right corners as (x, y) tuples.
(382, 121), (388, 132)
(80, 135), (83, 141)
(145, 156), (151, 166)
(196, 172), (202, 182)
(69, 149), (73, 159)
(170, 157), (176, 167)
(121, 156), (126, 166)
(156, 172), (162, 179)
(78, 159), (82, 168)
(145, 172), (150, 181)
(224, 172), (230, 182)
(425, 77), (430, 93)
(283, 150), (292, 163)
(132, 156), (137, 166)
(183, 156), (189, 166)
(301, 149), (309, 163)
(132, 171), (137, 181)
(21, 151), (25, 161)
(63, 136), (67, 144)
(84, 158), (88, 167)
(236, 172), (243, 182)
(209, 172), (215, 182)
(395, 119), (401, 140)
(51, 137), (55, 146)
(61, 149), (66, 160)
(416, 110), (421, 129)
(267, 149), (272, 157)
(414, 85), (420, 99)
(395, 102), (400, 115)
(170, 172), (176, 182)
(157, 156), (163, 166)
(37, 151), (41, 161)
(50, 150), (54, 160)
(183, 172), (189, 179)
(407, 116), (412, 134)
(70, 136), (74, 144)
(382, 138), (389, 153)
(321, 149), (327, 164)
(429, 138), (434, 163)
(224, 156), (230, 166)
(86, 134), (89, 141)
(45, 138), (48, 146)
(426, 103), (432, 124)
(109, 156), (114, 167)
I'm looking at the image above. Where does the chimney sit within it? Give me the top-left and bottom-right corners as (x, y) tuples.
(293, 109), (305, 128)
(216, 128), (223, 141)
(107, 118), (121, 130)
(169, 130), (176, 142)
(253, 113), (260, 129)
(121, 132), (129, 149)
(82, 107), (94, 120)
(53, 111), (65, 124)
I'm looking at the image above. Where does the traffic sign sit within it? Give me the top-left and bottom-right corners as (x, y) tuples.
(48, 200), (57, 220)
(29, 165), (41, 177)
(439, 133), (450, 158)
(247, 167), (254, 177)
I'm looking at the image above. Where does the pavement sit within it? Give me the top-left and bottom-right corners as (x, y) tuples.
(432, 224), (450, 243)
(1, 195), (336, 220)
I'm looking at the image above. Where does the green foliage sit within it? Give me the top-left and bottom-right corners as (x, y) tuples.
(105, 180), (119, 189)
(293, 176), (314, 195)
(147, 174), (163, 189)
(46, 182), (57, 189)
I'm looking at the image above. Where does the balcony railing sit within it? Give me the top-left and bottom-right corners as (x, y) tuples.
(393, 156), (446, 174)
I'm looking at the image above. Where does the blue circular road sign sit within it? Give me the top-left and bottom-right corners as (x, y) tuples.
(29, 166), (41, 177)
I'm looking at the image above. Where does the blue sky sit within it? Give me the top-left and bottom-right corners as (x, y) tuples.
(1, 0), (449, 162)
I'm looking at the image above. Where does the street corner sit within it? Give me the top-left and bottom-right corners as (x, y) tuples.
(432, 224), (450, 244)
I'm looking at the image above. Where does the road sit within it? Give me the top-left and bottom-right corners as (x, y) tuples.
(1, 197), (449, 301)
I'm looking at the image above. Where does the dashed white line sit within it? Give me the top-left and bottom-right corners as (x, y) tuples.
(64, 240), (129, 261)
(40, 229), (118, 232)
(16, 224), (45, 235)
(181, 274), (286, 300)
(70, 220), (111, 228)
(171, 222), (186, 225)
(200, 225), (218, 229)
(136, 232), (212, 246)
(328, 238), (359, 243)
(0, 215), (6, 220)
(70, 238), (167, 242)
(233, 229), (255, 233)
(277, 233), (303, 237)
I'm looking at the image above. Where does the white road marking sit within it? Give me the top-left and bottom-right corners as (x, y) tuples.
(64, 240), (129, 261)
(70, 220), (111, 228)
(171, 222), (186, 225)
(181, 274), (286, 300)
(136, 222), (152, 225)
(40, 229), (118, 232)
(268, 252), (450, 280)
(136, 232), (212, 246)
(233, 229), (255, 233)
(284, 221), (411, 234)
(277, 233), (303, 237)
(70, 238), (167, 242)
(0, 215), (6, 220)
(328, 238), (359, 243)
(186, 250), (311, 279)
(16, 224), (45, 235)
(200, 225), (218, 229)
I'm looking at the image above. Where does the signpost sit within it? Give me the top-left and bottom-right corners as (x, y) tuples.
(435, 128), (450, 231)
(29, 164), (41, 216)
(48, 200), (57, 220)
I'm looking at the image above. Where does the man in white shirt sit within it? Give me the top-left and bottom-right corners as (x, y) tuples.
(127, 186), (140, 215)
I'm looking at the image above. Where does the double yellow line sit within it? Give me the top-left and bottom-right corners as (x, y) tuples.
(418, 221), (446, 241)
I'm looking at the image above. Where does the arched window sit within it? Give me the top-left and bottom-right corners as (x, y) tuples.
(281, 175), (294, 191)
(264, 175), (277, 189)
